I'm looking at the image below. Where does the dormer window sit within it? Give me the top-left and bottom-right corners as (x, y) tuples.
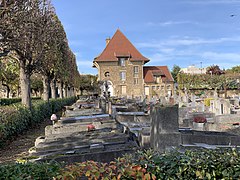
(119, 58), (125, 67)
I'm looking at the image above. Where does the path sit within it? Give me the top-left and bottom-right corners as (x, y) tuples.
(0, 119), (52, 164)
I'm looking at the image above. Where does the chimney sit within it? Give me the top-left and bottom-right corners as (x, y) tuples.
(106, 37), (111, 46)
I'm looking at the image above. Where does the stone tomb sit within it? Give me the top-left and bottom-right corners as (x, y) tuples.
(29, 104), (138, 163)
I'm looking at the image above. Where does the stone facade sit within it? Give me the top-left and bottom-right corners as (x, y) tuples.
(93, 29), (174, 100)
(97, 60), (145, 98)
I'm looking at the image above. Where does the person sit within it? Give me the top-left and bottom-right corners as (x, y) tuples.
(50, 114), (58, 125)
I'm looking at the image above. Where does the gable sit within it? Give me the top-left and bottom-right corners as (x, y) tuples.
(94, 29), (149, 63)
(143, 66), (174, 83)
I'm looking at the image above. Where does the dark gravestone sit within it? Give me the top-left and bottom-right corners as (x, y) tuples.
(150, 105), (181, 152)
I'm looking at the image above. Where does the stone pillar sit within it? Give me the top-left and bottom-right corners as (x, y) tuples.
(108, 101), (112, 115)
(150, 105), (181, 152)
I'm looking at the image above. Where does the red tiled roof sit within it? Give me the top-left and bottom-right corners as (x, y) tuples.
(143, 66), (174, 83)
(94, 29), (149, 62)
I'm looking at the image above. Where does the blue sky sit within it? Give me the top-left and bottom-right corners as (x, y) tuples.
(52, 0), (240, 75)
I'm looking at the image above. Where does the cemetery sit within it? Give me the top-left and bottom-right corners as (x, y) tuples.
(26, 90), (240, 163)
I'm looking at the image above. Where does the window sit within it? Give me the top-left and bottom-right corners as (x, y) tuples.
(133, 66), (139, 78)
(157, 86), (160, 90)
(161, 85), (164, 90)
(119, 58), (125, 66)
(134, 78), (138, 85)
(121, 85), (127, 95)
(120, 71), (126, 81)
(104, 72), (110, 77)
(167, 85), (171, 90)
(133, 66), (139, 73)
(156, 77), (160, 83)
(152, 86), (156, 90)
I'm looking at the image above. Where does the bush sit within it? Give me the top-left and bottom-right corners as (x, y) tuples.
(1, 149), (240, 179)
(0, 162), (61, 179)
(0, 97), (76, 147)
(0, 97), (41, 106)
(0, 98), (21, 106)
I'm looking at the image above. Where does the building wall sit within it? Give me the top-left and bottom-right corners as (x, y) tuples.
(96, 59), (145, 99)
(181, 65), (206, 74)
(144, 82), (174, 99)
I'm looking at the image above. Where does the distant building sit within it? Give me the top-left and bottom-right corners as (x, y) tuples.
(180, 65), (206, 74)
(93, 29), (174, 99)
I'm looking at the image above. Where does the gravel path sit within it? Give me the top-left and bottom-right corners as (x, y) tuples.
(0, 119), (52, 164)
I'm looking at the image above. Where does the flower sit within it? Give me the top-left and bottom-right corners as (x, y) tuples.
(193, 116), (207, 123)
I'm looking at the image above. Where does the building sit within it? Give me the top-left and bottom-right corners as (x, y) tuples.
(180, 65), (206, 74)
(93, 29), (174, 100)
(143, 66), (174, 99)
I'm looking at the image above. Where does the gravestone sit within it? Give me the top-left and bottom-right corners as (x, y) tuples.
(150, 105), (181, 152)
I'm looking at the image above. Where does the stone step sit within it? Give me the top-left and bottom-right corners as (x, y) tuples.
(45, 121), (118, 136)
(33, 146), (138, 163)
(35, 132), (129, 149)
(64, 108), (102, 117)
(30, 141), (136, 158)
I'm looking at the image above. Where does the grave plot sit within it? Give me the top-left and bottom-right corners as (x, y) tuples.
(28, 100), (139, 163)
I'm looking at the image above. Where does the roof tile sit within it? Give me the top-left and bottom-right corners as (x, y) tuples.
(94, 29), (149, 62)
(143, 66), (174, 83)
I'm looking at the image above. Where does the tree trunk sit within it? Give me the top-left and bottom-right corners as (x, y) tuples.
(64, 84), (67, 98)
(42, 75), (50, 101)
(57, 81), (63, 99)
(50, 79), (57, 99)
(19, 62), (31, 109)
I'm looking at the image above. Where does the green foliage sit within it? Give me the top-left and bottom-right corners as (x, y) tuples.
(226, 65), (240, 74)
(178, 73), (239, 90)
(171, 65), (181, 82)
(0, 97), (76, 147)
(79, 74), (99, 95)
(1, 149), (240, 179)
(58, 158), (155, 179)
(0, 162), (61, 179)
(0, 97), (41, 106)
(0, 98), (21, 105)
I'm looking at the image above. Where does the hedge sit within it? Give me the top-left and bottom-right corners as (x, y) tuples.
(0, 97), (41, 106)
(1, 149), (240, 179)
(0, 97), (76, 147)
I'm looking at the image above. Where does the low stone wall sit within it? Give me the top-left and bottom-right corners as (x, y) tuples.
(215, 114), (240, 124)
(180, 130), (240, 146)
(116, 112), (150, 123)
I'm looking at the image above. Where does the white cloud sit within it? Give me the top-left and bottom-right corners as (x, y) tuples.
(137, 36), (240, 49)
(147, 21), (199, 27)
(147, 53), (172, 63)
(202, 51), (240, 62)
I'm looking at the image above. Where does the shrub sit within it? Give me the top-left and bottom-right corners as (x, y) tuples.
(0, 97), (41, 106)
(0, 97), (76, 147)
(0, 162), (61, 179)
(0, 98), (21, 106)
(1, 149), (240, 179)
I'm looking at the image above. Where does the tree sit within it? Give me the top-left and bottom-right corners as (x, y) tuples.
(171, 65), (181, 82)
(0, 53), (19, 98)
(226, 66), (240, 74)
(31, 73), (43, 97)
(206, 65), (225, 75)
(79, 75), (98, 95)
(0, 0), (58, 108)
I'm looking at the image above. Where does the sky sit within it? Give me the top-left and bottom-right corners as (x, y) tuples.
(52, 0), (240, 75)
